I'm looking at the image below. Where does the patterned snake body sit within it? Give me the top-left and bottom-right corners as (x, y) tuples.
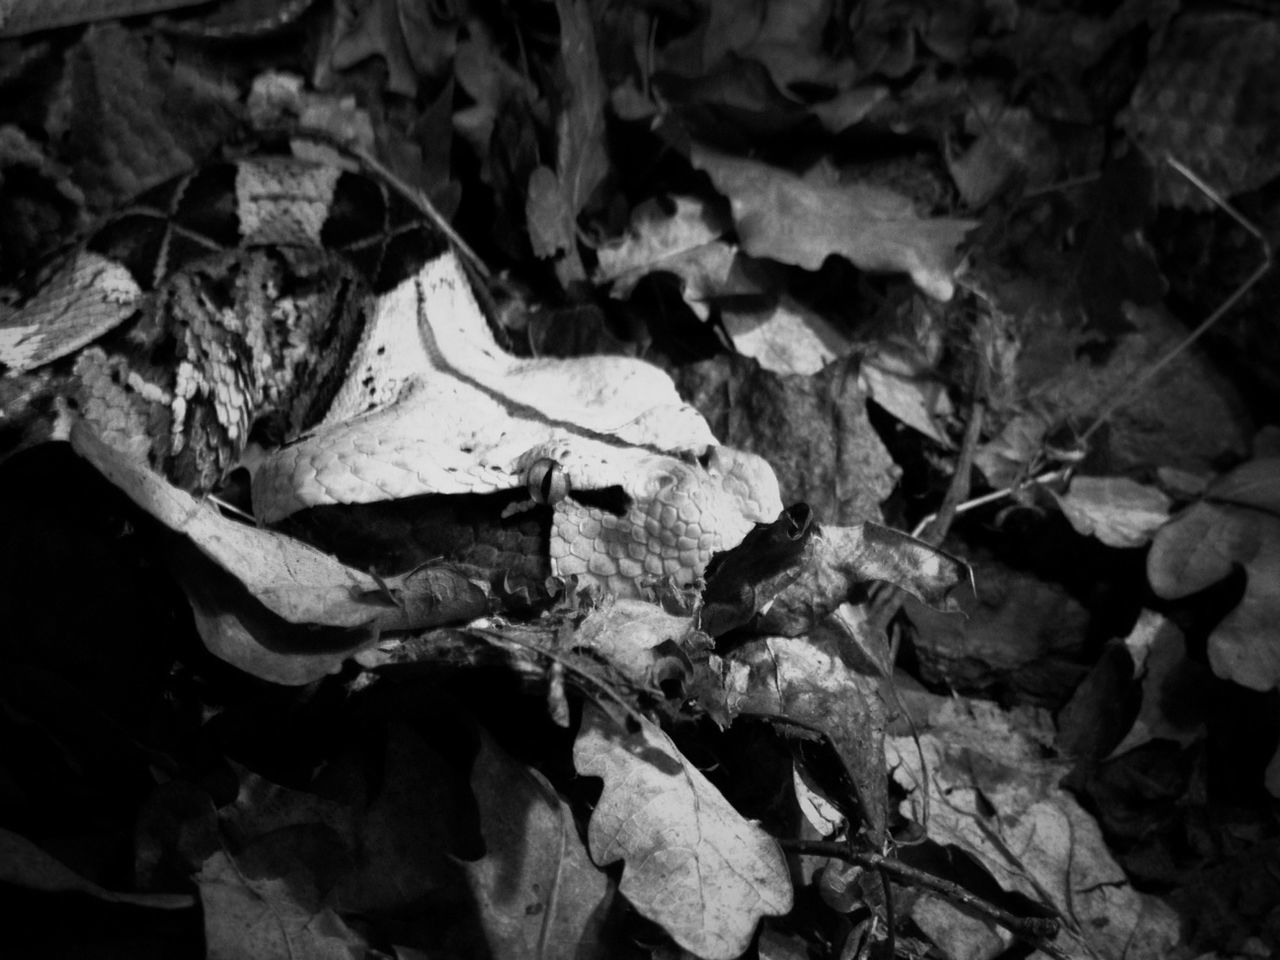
(0, 156), (782, 595)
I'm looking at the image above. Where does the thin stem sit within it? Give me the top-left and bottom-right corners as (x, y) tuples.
(780, 839), (1065, 953)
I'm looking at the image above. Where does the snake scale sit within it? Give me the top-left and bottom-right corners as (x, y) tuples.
(0, 154), (783, 596)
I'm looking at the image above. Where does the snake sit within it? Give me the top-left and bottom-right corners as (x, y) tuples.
(0, 153), (783, 597)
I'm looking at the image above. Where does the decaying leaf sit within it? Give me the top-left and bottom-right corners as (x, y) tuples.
(525, 0), (609, 285)
(573, 598), (709, 690)
(573, 704), (793, 959)
(859, 342), (954, 446)
(678, 353), (898, 525)
(887, 696), (1181, 960)
(724, 635), (888, 844)
(722, 295), (852, 377)
(198, 850), (368, 960)
(329, 0), (429, 97)
(1108, 611), (1207, 758)
(451, 23), (540, 168)
(594, 195), (768, 316)
(748, 522), (968, 638)
(463, 728), (613, 959)
(690, 145), (976, 300)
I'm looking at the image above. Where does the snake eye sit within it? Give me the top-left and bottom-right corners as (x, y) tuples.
(527, 458), (568, 504)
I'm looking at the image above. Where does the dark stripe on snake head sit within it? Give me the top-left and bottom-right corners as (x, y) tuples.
(169, 163), (241, 247)
(130, 173), (190, 213)
(86, 214), (170, 290)
(321, 170), (448, 295)
(85, 164), (241, 290)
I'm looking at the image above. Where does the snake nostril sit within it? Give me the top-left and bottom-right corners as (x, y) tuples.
(527, 457), (568, 504)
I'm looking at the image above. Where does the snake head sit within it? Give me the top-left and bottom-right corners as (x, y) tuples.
(523, 442), (783, 597)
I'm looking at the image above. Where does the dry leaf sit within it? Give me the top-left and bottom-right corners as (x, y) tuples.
(859, 343), (953, 445)
(690, 145), (976, 300)
(750, 523), (968, 637)
(329, 0), (422, 96)
(573, 704), (793, 959)
(463, 729), (613, 959)
(69, 422), (487, 684)
(1108, 611), (1207, 758)
(0, 827), (193, 909)
(1053, 475), (1173, 548)
(573, 598), (707, 689)
(887, 696), (1181, 960)
(198, 850), (367, 960)
(722, 295), (852, 376)
(724, 635), (888, 843)
(595, 196), (770, 317)
(678, 353), (897, 525)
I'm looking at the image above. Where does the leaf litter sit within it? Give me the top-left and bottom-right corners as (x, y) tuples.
(1, 1), (1278, 958)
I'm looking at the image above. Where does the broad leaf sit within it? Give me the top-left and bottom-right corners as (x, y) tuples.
(1148, 501), (1280, 691)
(1053, 475), (1172, 548)
(691, 145), (976, 300)
(463, 729), (613, 959)
(573, 704), (792, 959)
(887, 696), (1180, 960)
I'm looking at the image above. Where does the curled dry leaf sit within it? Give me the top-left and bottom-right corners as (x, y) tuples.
(573, 704), (793, 959)
(0, 827), (193, 909)
(724, 635), (888, 844)
(573, 598), (709, 690)
(690, 145), (976, 300)
(70, 423), (489, 683)
(750, 523), (968, 638)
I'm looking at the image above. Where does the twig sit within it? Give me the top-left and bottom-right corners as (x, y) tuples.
(277, 126), (493, 281)
(780, 839), (1065, 955)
